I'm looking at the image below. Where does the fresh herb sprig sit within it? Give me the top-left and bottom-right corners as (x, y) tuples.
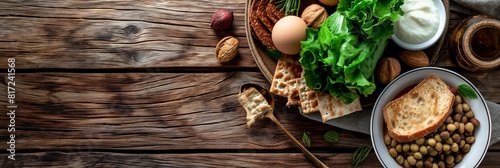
(352, 146), (372, 168)
(323, 131), (339, 143)
(273, 0), (301, 16)
(458, 84), (478, 99)
(302, 131), (311, 147)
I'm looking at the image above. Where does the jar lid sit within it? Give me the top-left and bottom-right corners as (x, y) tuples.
(462, 18), (500, 69)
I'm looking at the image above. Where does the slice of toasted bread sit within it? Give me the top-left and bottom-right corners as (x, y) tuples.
(383, 75), (454, 142)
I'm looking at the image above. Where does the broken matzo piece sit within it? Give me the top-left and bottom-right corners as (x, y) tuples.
(316, 92), (362, 123)
(297, 77), (319, 114)
(285, 78), (301, 107)
(238, 87), (272, 128)
(269, 55), (302, 98)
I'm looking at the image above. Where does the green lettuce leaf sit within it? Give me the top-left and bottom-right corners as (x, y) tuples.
(299, 0), (403, 104)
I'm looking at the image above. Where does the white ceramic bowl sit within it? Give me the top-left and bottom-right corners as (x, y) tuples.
(371, 67), (491, 167)
(391, 0), (447, 50)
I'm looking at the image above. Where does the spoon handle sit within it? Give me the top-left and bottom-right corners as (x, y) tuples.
(267, 114), (329, 168)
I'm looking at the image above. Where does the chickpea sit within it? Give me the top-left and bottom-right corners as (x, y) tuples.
(416, 160), (424, 168)
(434, 142), (442, 152)
(463, 144), (471, 153)
(455, 153), (463, 163)
(445, 137), (454, 145)
(455, 104), (463, 113)
(465, 111), (474, 119)
(396, 144), (402, 152)
(451, 143), (459, 153)
(459, 140), (466, 148)
(439, 131), (450, 139)
(420, 145), (428, 154)
(454, 113), (462, 122)
(465, 122), (474, 133)
(463, 103), (470, 112)
(427, 138), (437, 147)
(384, 134), (392, 145)
(438, 161), (445, 168)
(447, 124), (456, 132)
(424, 160), (433, 168)
(403, 143), (410, 152)
(433, 134), (441, 143)
(455, 121), (460, 130)
(432, 163), (438, 168)
(455, 95), (462, 104)
(429, 147), (438, 156)
(416, 138), (425, 145)
(438, 153), (445, 161)
(470, 118), (480, 127)
(446, 155), (454, 164)
(462, 116), (468, 123)
(414, 152), (423, 160)
(404, 160), (411, 168)
(459, 123), (465, 134)
(396, 155), (404, 165)
(439, 124), (446, 131)
(408, 156), (417, 165)
(442, 144), (451, 152)
(389, 148), (398, 157)
(466, 136), (476, 144)
(447, 163), (455, 168)
(446, 116), (453, 124)
(391, 139), (398, 148)
(426, 157), (434, 163)
(452, 133), (461, 143)
(411, 144), (420, 152)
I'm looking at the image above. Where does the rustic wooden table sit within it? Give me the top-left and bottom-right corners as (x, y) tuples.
(0, 0), (498, 167)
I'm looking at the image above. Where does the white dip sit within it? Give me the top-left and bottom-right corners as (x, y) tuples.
(394, 0), (439, 44)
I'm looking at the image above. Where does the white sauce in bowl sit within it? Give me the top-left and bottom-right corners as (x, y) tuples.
(394, 0), (439, 44)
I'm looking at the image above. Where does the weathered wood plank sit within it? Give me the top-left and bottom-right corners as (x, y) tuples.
(0, 72), (498, 151)
(2, 151), (500, 167)
(0, 0), (481, 70)
(0, 0), (255, 69)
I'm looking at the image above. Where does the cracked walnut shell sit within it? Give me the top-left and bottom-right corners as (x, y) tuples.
(301, 4), (328, 29)
(377, 57), (401, 84)
(215, 36), (239, 62)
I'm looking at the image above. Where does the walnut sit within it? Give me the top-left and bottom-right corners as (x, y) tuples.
(377, 57), (401, 84)
(215, 36), (239, 62)
(398, 50), (430, 68)
(300, 4), (328, 29)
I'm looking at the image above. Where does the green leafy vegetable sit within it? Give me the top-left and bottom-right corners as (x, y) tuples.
(302, 131), (311, 147)
(273, 0), (301, 16)
(352, 146), (372, 168)
(299, 0), (404, 104)
(323, 131), (339, 142)
(458, 84), (478, 99)
(265, 48), (282, 60)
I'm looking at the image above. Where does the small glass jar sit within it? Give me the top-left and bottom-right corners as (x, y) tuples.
(449, 15), (500, 72)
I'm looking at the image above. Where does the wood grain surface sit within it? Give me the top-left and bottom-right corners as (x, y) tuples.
(0, 0), (499, 167)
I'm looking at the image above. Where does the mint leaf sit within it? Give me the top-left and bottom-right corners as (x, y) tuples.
(458, 84), (478, 99)
(323, 131), (339, 142)
(302, 131), (311, 147)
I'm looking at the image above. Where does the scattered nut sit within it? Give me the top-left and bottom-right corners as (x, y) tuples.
(300, 4), (328, 29)
(215, 36), (239, 62)
(397, 50), (430, 68)
(377, 57), (401, 84)
(210, 9), (234, 30)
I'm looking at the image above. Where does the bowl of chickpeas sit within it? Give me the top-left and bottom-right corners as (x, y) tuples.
(371, 67), (491, 168)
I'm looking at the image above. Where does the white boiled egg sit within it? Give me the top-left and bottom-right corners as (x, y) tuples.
(271, 16), (307, 55)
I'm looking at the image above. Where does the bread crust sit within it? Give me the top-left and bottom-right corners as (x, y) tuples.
(383, 75), (455, 142)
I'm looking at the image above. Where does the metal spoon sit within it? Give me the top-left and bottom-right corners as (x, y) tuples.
(240, 83), (329, 168)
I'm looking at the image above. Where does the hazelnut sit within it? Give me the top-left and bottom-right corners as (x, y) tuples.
(377, 57), (401, 84)
(215, 36), (239, 62)
(398, 50), (430, 68)
(300, 4), (328, 29)
(210, 9), (234, 30)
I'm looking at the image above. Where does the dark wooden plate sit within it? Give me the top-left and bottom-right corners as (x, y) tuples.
(245, 0), (450, 83)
